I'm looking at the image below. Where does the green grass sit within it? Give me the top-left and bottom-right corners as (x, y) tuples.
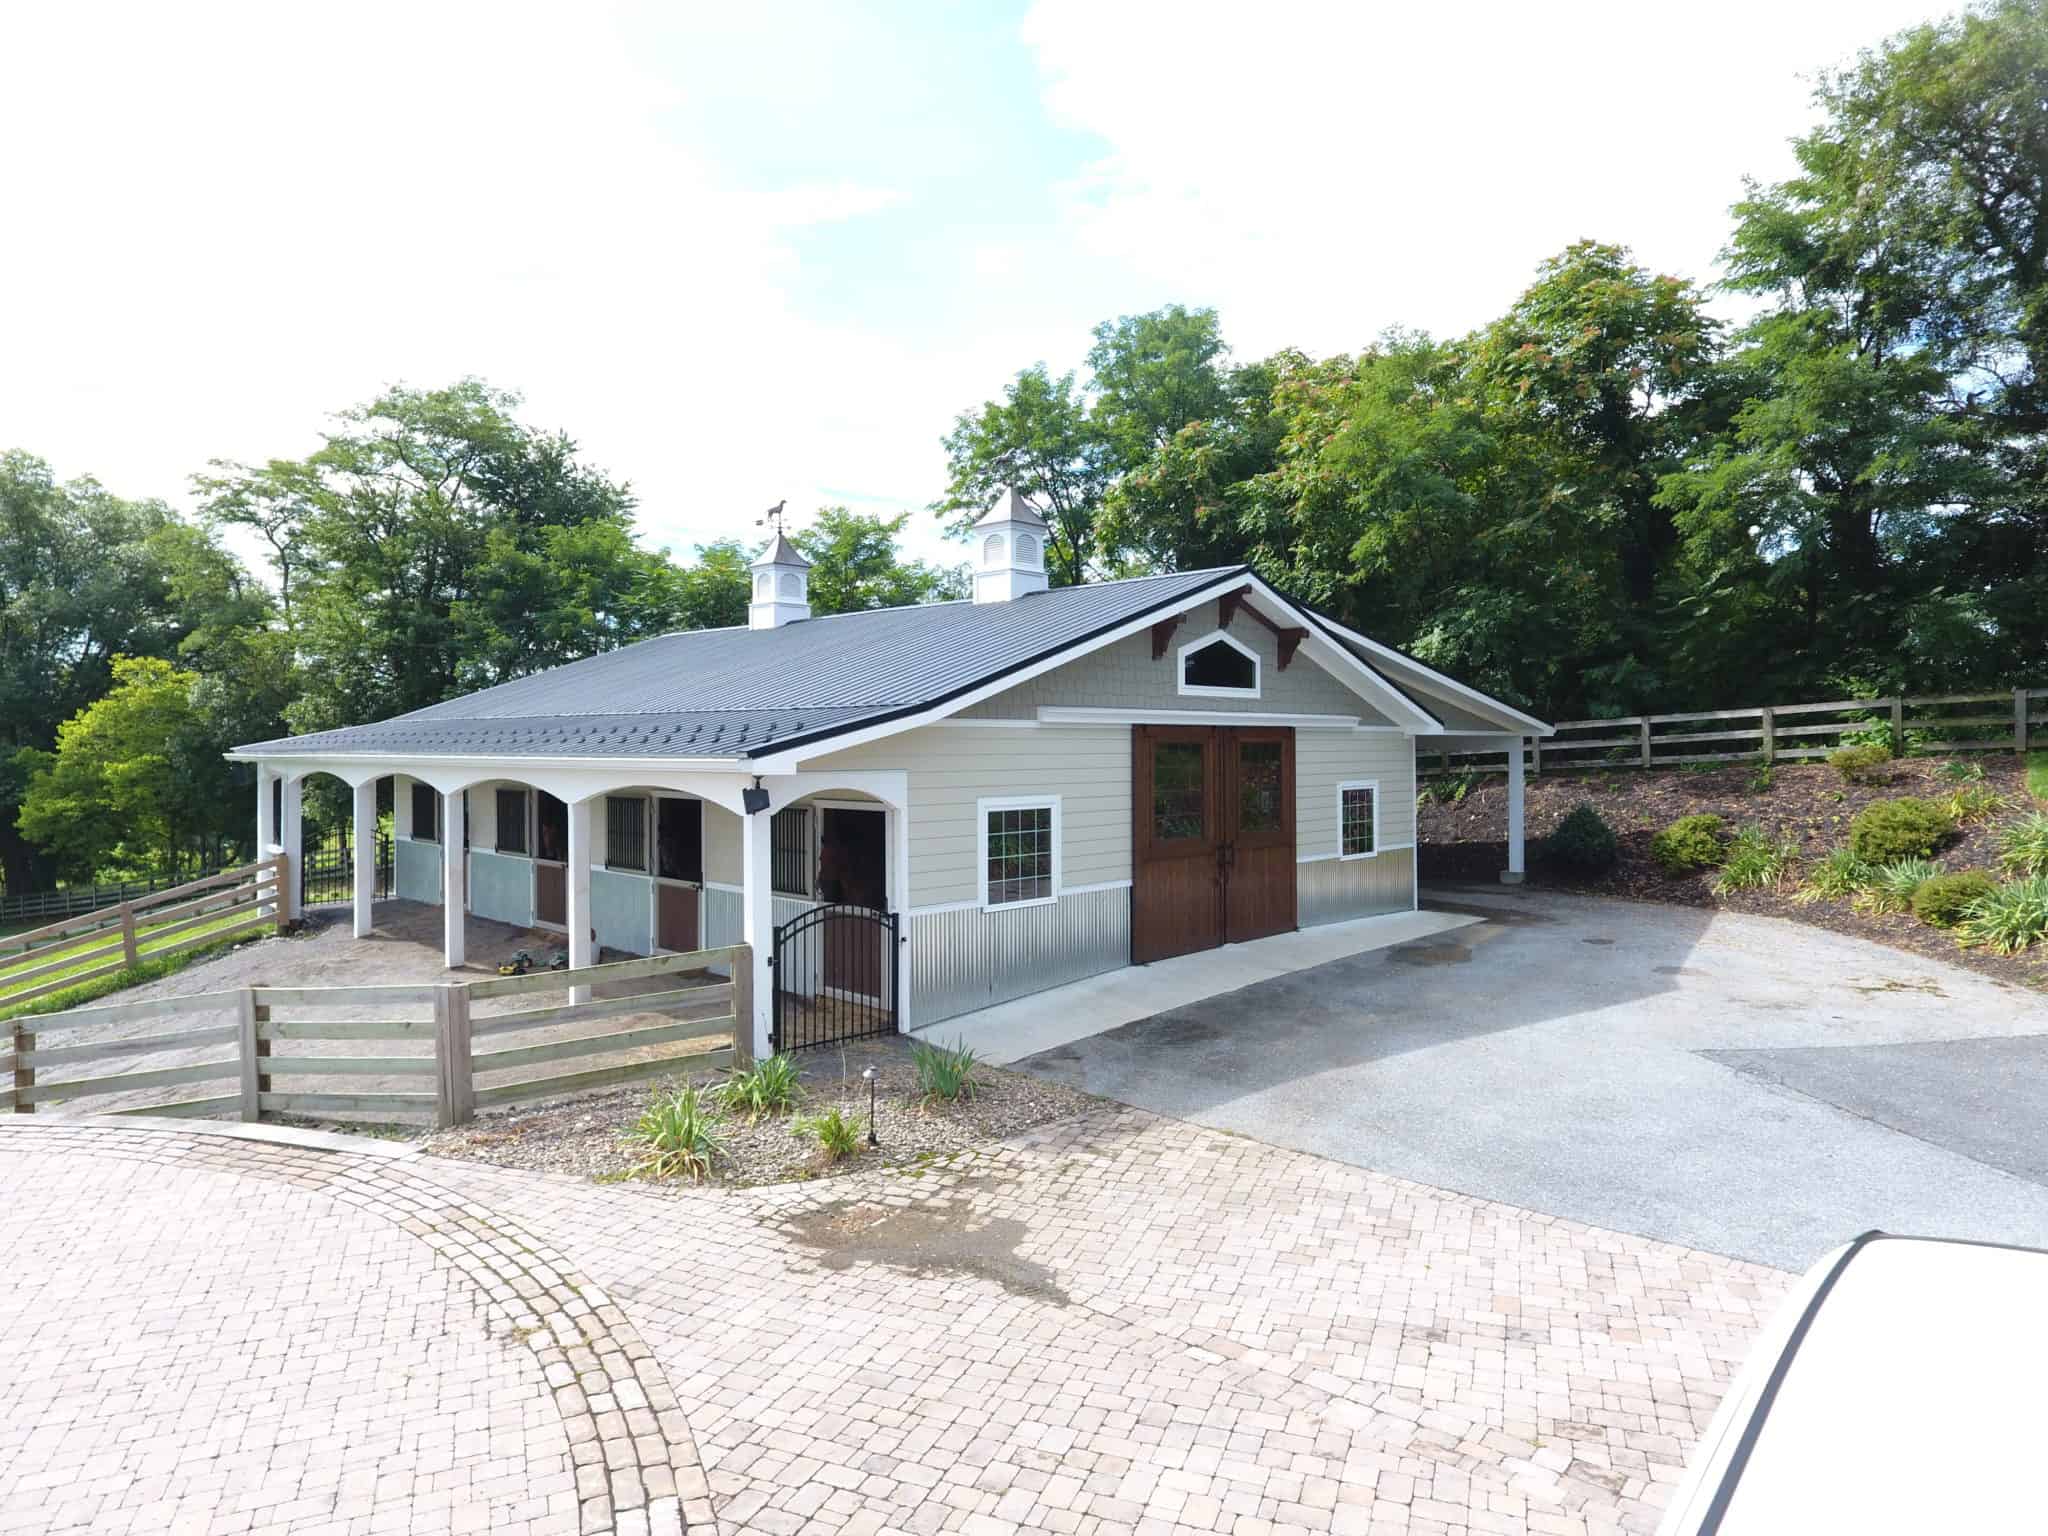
(2029, 750), (2048, 803)
(0, 906), (271, 1016)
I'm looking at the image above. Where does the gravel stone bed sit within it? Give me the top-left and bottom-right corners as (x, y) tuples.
(419, 1035), (1101, 1188)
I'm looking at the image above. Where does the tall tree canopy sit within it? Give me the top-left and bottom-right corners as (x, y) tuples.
(796, 507), (967, 615)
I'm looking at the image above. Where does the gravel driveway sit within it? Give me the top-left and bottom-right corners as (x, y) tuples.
(1017, 885), (2048, 1270)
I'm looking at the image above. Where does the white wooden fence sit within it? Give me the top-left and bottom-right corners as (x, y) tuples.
(0, 857), (287, 1010)
(3, 943), (750, 1128)
(1431, 687), (2048, 775)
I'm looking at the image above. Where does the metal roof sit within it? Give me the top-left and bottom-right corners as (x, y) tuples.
(235, 566), (1244, 761)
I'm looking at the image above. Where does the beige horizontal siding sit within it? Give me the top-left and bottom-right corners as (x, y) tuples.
(809, 725), (1130, 907)
(1298, 731), (1416, 855)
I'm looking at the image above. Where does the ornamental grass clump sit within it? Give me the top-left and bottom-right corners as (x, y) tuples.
(1650, 814), (1727, 874)
(1855, 859), (1941, 916)
(796, 1105), (864, 1163)
(1848, 797), (1954, 864)
(627, 1084), (724, 1182)
(1714, 827), (1796, 893)
(719, 1052), (804, 1121)
(1793, 847), (1875, 905)
(1954, 877), (2048, 955)
(911, 1036), (982, 1103)
(1998, 811), (2048, 878)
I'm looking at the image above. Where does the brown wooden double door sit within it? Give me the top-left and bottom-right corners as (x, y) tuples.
(1132, 725), (1296, 964)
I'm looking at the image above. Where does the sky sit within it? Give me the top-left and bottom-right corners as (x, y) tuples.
(1, 0), (1953, 571)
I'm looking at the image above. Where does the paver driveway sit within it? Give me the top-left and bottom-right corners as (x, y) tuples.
(1, 1109), (1785, 1536)
(1017, 886), (2048, 1271)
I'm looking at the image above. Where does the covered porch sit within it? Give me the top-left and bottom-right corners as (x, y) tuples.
(248, 760), (909, 1060)
(1422, 732), (1534, 883)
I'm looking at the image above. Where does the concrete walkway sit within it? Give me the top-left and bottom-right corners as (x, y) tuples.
(1017, 885), (2048, 1271)
(0, 1107), (1787, 1536)
(920, 907), (1480, 1064)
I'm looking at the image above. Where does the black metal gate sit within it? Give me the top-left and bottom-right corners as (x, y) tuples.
(301, 826), (393, 907)
(770, 903), (900, 1051)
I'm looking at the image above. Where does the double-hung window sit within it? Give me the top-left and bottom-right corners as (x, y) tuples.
(979, 797), (1059, 909)
(1338, 781), (1378, 858)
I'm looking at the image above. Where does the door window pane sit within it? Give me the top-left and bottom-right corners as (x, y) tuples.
(985, 805), (1054, 906)
(657, 798), (703, 882)
(494, 789), (528, 854)
(410, 783), (438, 843)
(1153, 741), (1206, 841)
(1237, 741), (1283, 832)
(772, 807), (811, 896)
(605, 796), (647, 871)
(535, 792), (568, 861)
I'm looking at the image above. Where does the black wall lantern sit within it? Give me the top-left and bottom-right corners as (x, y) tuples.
(742, 776), (770, 815)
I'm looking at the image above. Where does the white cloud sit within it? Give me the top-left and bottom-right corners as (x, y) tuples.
(1021, 0), (1951, 355)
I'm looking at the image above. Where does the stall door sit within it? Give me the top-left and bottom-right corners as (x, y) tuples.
(819, 807), (887, 998)
(654, 797), (701, 951)
(1133, 726), (1224, 963)
(1132, 725), (1295, 963)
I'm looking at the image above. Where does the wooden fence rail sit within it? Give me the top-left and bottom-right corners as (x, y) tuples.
(0, 857), (287, 1011)
(4, 943), (749, 1128)
(1430, 686), (2048, 776)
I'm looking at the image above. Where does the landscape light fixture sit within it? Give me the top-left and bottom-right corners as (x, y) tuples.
(862, 1064), (878, 1147)
(742, 776), (769, 815)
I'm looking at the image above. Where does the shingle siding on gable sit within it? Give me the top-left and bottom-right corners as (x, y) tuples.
(958, 599), (1392, 722)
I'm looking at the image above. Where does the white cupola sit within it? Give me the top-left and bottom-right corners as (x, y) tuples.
(749, 530), (812, 629)
(972, 485), (1049, 603)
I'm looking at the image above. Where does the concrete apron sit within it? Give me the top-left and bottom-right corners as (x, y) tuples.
(920, 906), (1482, 1065)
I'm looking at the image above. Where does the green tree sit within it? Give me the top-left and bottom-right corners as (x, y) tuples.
(0, 451), (244, 893)
(670, 539), (751, 631)
(936, 364), (1107, 585)
(794, 507), (967, 614)
(16, 656), (239, 879)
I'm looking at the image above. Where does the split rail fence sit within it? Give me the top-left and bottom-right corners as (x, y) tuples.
(2, 943), (750, 1129)
(0, 864), (236, 929)
(1433, 686), (2048, 776)
(0, 857), (287, 1011)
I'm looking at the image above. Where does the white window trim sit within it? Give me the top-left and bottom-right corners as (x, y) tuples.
(1177, 629), (1261, 699)
(1337, 779), (1381, 860)
(977, 794), (1061, 912)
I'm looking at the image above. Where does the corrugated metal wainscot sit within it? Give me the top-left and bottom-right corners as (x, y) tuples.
(909, 885), (1129, 1028)
(1298, 848), (1414, 926)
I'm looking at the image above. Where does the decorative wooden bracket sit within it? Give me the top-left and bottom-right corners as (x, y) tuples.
(1214, 582), (1309, 669)
(1150, 614), (1184, 660)
(1276, 627), (1308, 671)
(1217, 589), (1246, 630)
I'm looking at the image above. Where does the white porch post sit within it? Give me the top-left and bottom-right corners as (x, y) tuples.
(1502, 737), (1526, 885)
(280, 775), (303, 921)
(567, 796), (594, 1004)
(740, 800), (775, 1062)
(442, 788), (466, 969)
(255, 766), (277, 852)
(352, 778), (377, 938)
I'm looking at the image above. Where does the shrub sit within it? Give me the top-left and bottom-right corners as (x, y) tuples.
(1829, 743), (1893, 784)
(1714, 827), (1796, 893)
(1836, 721), (1898, 756)
(1855, 859), (1941, 916)
(627, 1085), (724, 1181)
(1649, 814), (1727, 873)
(1848, 798), (1954, 864)
(1998, 811), (2048, 878)
(1910, 871), (1996, 929)
(797, 1105), (865, 1162)
(1793, 847), (1875, 905)
(1954, 877), (2048, 955)
(1544, 804), (1619, 876)
(719, 1052), (804, 1120)
(911, 1037), (982, 1103)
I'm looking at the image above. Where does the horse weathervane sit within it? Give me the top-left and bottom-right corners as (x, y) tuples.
(758, 499), (787, 535)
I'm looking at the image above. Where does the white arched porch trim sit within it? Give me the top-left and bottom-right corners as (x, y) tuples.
(242, 757), (909, 1056)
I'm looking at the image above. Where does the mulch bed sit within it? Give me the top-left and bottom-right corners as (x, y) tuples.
(1418, 755), (2048, 990)
(420, 1035), (1099, 1189)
